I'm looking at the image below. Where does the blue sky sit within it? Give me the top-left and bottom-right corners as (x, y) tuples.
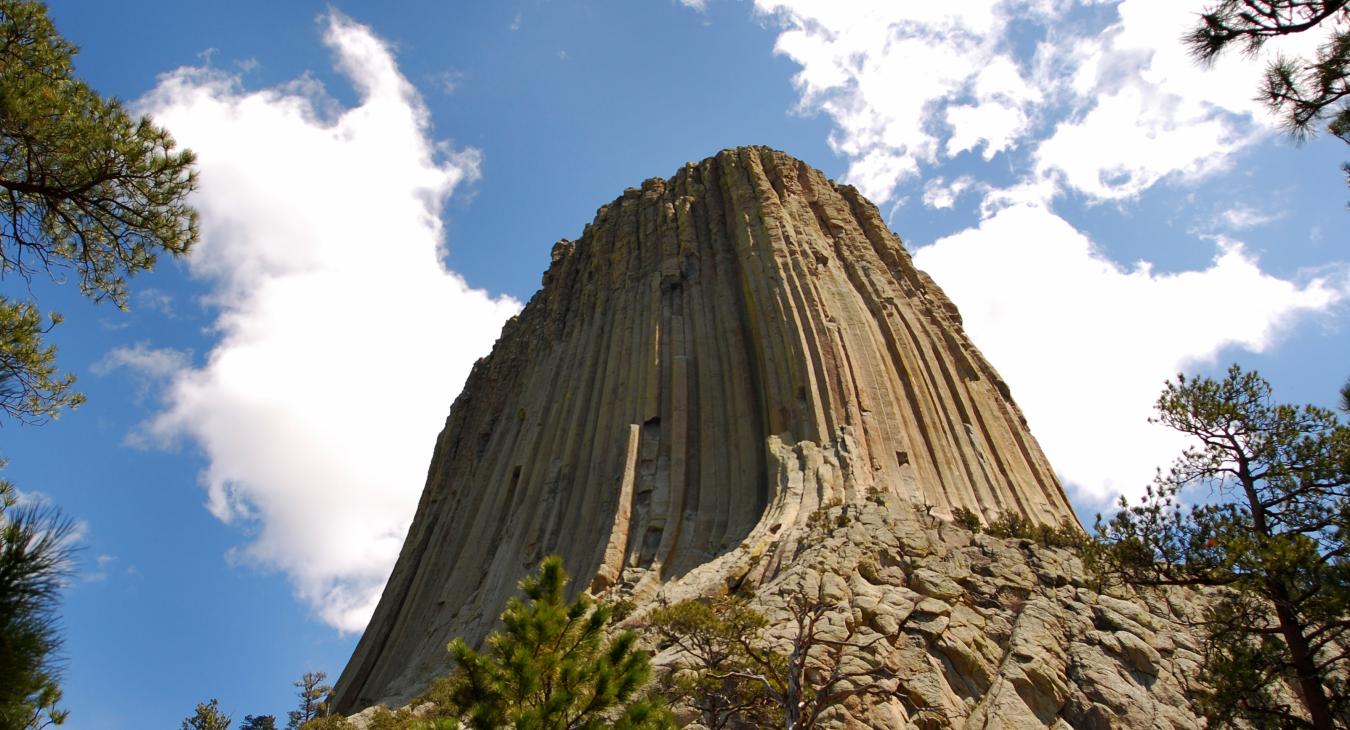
(5, 1), (1347, 726)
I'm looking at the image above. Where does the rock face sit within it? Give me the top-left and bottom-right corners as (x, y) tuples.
(332, 147), (1078, 714)
(648, 495), (1208, 729)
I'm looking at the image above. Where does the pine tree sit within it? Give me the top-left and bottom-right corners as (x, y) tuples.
(1185, 1), (1350, 190)
(286, 673), (331, 730)
(0, 475), (74, 730)
(0, 0), (198, 422)
(445, 556), (671, 729)
(643, 597), (781, 730)
(643, 584), (906, 730)
(239, 716), (278, 730)
(181, 699), (231, 730)
(1088, 365), (1350, 729)
(0, 3), (194, 726)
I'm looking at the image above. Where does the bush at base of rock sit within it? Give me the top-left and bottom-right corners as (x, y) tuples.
(984, 512), (1084, 549)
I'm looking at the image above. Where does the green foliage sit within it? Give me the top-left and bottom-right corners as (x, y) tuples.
(240, 716), (278, 730)
(1087, 365), (1350, 729)
(363, 707), (415, 730)
(0, 0), (198, 422)
(296, 717), (352, 730)
(0, 476), (73, 730)
(643, 597), (782, 730)
(951, 506), (984, 533)
(0, 4), (197, 725)
(984, 512), (1084, 549)
(444, 556), (672, 729)
(181, 699), (231, 730)
(287, 672), (332, 730)
(358, 705), (458, 730)
(1185, 1), (1350, 190)
(0, 301), (79, 424)
(644, 587), (904, 730)
(607, 598), (637, 623)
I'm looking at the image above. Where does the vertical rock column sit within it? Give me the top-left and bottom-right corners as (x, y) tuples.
(332, 147), (1076, 713)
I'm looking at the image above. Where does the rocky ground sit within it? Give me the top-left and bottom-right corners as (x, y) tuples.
(632, 494), (1212, 729)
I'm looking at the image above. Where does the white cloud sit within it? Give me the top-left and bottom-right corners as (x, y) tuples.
(132, 288), (179, 318)
(922, 175), (977, 209)
(1033, 83), (1244, 199)
(749, 0), (1329, 204)
(132, 12), (520, 632)
(1027, 0), (1300, 199)
(84, 554), (117, 583)
(95, 344), (191, 380)
(429, 69), (464, 95)
(753, 0), (1035, 201)
(1215, 204), (1280, 231)
(912, 205), (1343, 506)
(94, 344), (193, 414)
(945, 55), (1042, 159)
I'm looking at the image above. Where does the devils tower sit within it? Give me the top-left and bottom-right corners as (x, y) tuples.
(333, 147), (1101, 719)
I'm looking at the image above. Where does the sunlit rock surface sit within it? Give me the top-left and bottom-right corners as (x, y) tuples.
(643, 496), (1208, 729)
(333, 147), (1081, 716)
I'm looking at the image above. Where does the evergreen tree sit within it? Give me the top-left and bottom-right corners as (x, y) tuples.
(643, 597), (781, 730)
(1185, 1), (1350, 190)
(643, 585), (904, 730)
(445, 556), (671, 729)
(0, 0), (198, 422)
(286, 673), (331, 730)
(1088, 365), (1350, 729)
(181, 699), (231, 730)
(0, 4), (196, 718)
(239, 716), (278, 730)
(742, 588), (899, 730)
(0, 475), (73, 730)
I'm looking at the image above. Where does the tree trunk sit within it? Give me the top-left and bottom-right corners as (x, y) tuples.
(1271, 595), (1336, 730)
(1240, 466), (1335, 730)
(785, 643), (803, 730)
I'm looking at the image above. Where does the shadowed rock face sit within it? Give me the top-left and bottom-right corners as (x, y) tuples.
(332, 147), (1077, 713)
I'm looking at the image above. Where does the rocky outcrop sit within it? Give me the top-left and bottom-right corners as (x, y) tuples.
(333, 147), (1078, 714)
(642, 495), (1208, 729)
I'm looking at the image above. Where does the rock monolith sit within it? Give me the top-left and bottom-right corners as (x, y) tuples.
(333, 147), (1081, 716)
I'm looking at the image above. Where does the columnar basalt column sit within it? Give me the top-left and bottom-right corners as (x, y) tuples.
(332, 147), (1076, 713)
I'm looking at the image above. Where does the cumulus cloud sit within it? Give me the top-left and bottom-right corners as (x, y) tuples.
(913, 205), (1344, 506)
(130, 12), (520, 631)
(1029, 1), (1290, 199)
(922, 176), (978, 209)
(749, 0), (1326, 203)
(757, 0), (1017, 201)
